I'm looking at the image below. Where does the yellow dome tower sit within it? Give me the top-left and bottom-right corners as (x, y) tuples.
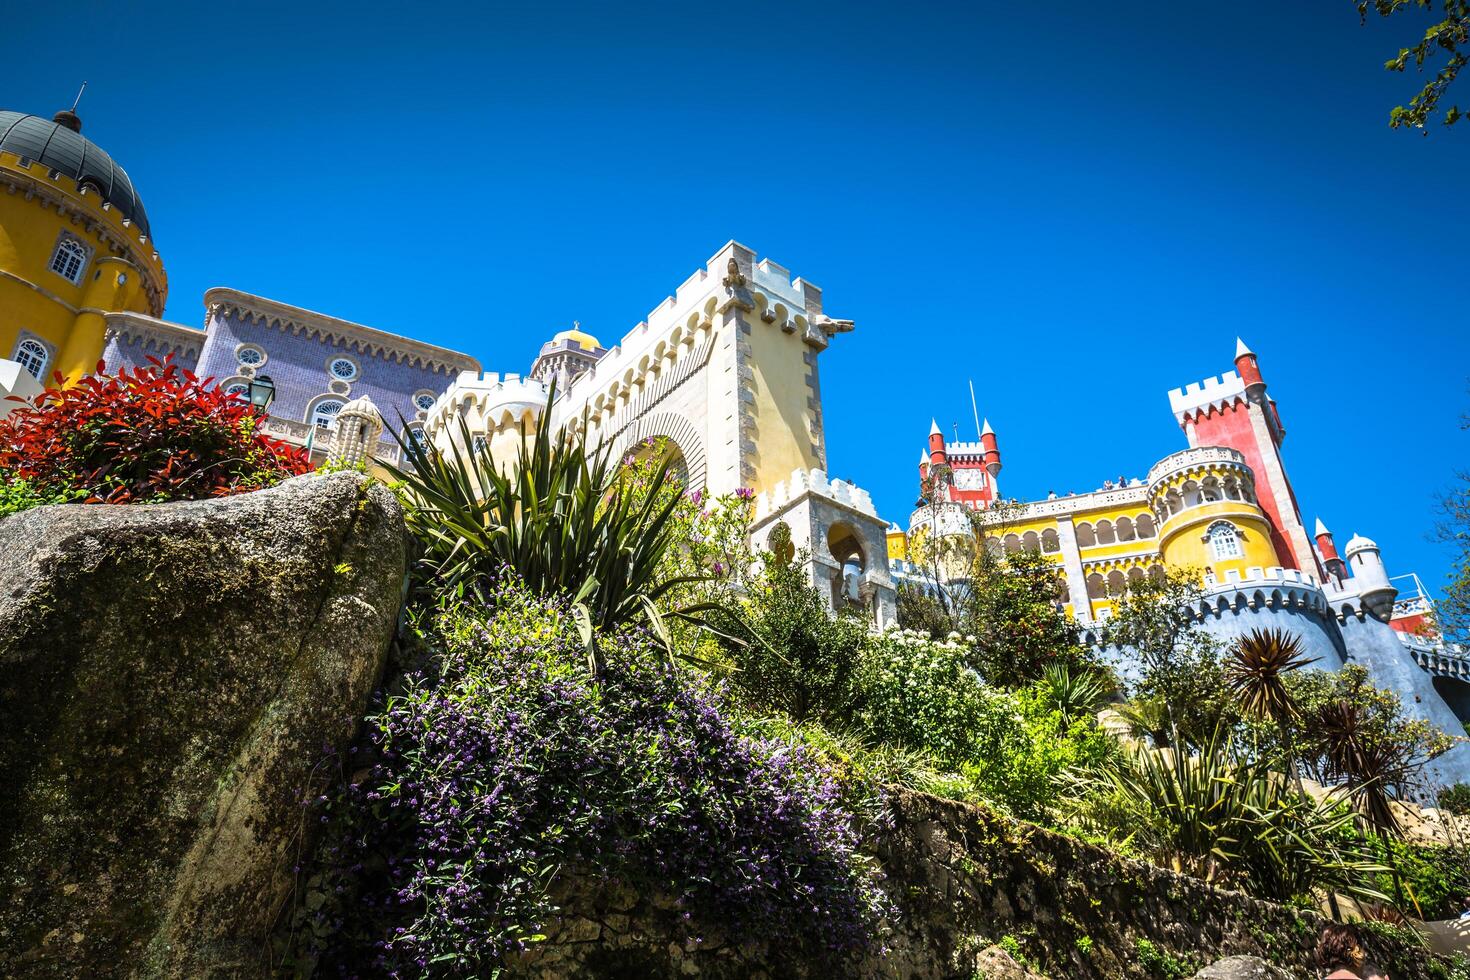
(1146, 446), (1280, 584)
(0, 108), (166, 383)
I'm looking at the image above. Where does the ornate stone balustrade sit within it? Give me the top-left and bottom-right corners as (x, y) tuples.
(1146, 445), (1248, 489)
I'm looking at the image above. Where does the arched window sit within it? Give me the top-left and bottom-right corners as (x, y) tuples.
(1041, 528), (1060, 553)
(1208, 521), (1241, 560)
(1096, 520), (1116, 545)
(1127, 567), (1145, 588)
(1022, 530), (1040, 553)
(1201, 477), (1222, 502)
(224, 382), (249, 398)
(1136, 514), (1156, 538)
(310, 398), (345, 430)
(1055, 575), (1071, 603)
(1116, 516), (1135, 542)
(13, 338), (49, 379)
(1086, 573), (1105, 599)
(49, 238), (89, 284)
(1076, 523), (1097, 547)
(1107, 570), (1126, 595)
(1003, 533), (1021, 555)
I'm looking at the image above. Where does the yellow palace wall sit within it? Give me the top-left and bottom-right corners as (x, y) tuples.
(0, 151), (165, 381)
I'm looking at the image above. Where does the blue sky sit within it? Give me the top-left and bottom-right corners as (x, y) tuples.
(6, 1), (1467, 595)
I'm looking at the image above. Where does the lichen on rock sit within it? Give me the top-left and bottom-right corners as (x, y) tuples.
(0, 472), (406, 978)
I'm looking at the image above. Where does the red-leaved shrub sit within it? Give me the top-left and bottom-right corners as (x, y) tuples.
(0, 356), (312, 504)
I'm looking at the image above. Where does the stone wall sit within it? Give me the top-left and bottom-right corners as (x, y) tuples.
(505, 788), (1449, 980)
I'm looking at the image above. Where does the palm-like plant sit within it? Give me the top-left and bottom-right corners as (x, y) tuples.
(1226, 628), (1316, 725)
(1312, 699), (1416, 907)
(392, 392), (730, 672)
(1041, 663), (1109, 727)
(1081, 729), (1387, 903)
(1227, 627), (1316, 793)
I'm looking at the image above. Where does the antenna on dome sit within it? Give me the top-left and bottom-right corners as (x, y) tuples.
(968, 379), (982, 442)
(70, 81), (87, 113)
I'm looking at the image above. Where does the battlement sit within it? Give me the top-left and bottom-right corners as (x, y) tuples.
(754, 467), (877, 521)
(431, 370), (549, 423)
(1167, 370), (1246, 423)
(561, 242), (830, 414)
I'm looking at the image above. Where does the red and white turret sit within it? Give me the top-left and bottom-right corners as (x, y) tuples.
(1234, 337), (1264, 391)
(1315, 518), (1346, 585)
(928, 419), (947, 467)
(981, 417), (1002, 478)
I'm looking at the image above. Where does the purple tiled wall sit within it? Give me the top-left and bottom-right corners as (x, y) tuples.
(103, 331), (203, 375)
(193, 309), (463, 434)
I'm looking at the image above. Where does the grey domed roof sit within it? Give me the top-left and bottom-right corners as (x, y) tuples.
(0, 110), (150, 237)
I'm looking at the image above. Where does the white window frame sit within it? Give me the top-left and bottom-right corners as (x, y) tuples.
(309, 398), (346, 430)
(413, 390), (437, 412)
(1207, 521), (1242, 560)
(236, 345), (267, 367)
(48, 237), (90, 285)
(13, 336), (50, 379)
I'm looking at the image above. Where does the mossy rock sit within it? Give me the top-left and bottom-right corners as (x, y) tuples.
(0, 473), (405, 978)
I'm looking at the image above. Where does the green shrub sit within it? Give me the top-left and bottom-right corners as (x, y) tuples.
(301, 578), (891, 974)
(0, 477), (80, 519)
(393, 394), (732, 670)
(725, 553), (868, 726)
(1439, 782), (1470, 816)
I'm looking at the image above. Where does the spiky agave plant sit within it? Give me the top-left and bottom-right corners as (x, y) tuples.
(392, 389), (734, 672)
(1081, 729), (1387, 903)
(1312, 698), (1417, 908)
(1226, 628), (1317, 725)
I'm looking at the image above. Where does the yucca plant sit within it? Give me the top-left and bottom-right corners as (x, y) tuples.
(1041, 663), (1110, 726)
(392, 391), (733, 673)
(1311, 698), (1417, 909)
(1085, 729), (1387, 903)
(1227, 627), (1316, 792)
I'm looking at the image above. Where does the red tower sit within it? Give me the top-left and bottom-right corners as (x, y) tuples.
(916, 418), (1000, 510)
(1315, 518), (1346, 585)
(1168, 339), (1319, 575)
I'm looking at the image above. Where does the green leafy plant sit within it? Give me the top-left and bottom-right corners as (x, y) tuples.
(1040, 662), (1111, 726)
(391, 392), (733, 672)
(0, 477), (81, 519)
(725, 552), (869, 726)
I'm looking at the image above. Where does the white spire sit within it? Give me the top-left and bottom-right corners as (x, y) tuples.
(929, 418), (941, 436)
(981, 417), (994, 436)
(919, 449), (929, 465)
(1314, 517), (1330, 537)
(1235, 337), (1254, 359)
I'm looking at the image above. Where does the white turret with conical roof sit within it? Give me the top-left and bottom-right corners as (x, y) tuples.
(1344, 531), (1396, 619)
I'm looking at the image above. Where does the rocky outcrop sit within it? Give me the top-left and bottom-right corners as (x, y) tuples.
(0, 473), (406, 978)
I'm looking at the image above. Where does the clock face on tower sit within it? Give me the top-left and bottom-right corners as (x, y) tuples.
(952, 467), (987, 491)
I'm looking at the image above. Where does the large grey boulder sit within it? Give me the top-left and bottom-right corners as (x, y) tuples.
(1192, 955), (1295, 979)
(0, 472), (406, 978)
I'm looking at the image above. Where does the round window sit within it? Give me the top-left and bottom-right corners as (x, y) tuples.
(414, 393), (436, 411)
(329, 357), (358, 381)
(237, 346), (265, 367)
